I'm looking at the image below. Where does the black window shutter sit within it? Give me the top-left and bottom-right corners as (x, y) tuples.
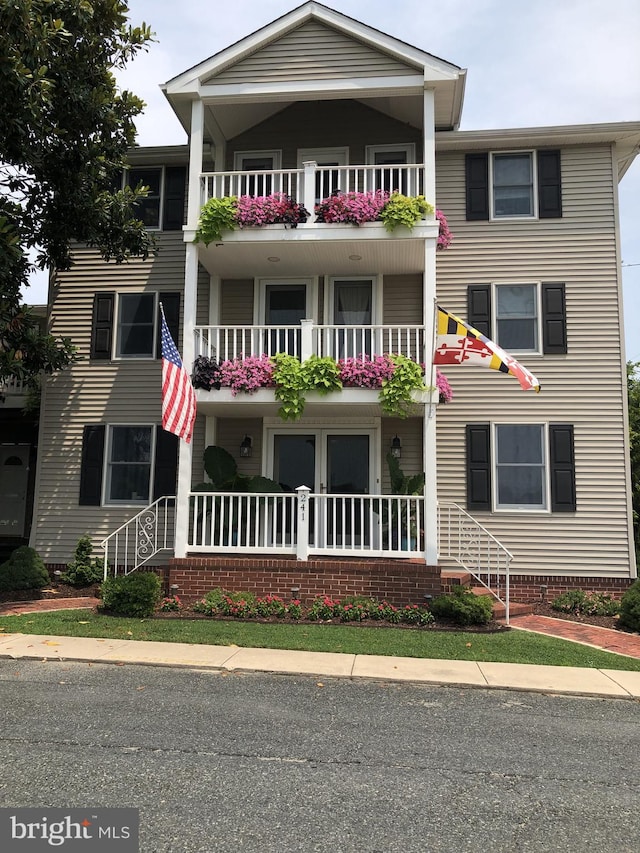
(90, 293), (115, 360)
(466, 424), (491, 511)
(465, 153), (489, 221)
(156, 292), (181, 358)
(467, 285), (492, 337)
(542, 282), (567, 354)
(153, 426), (179, 500)
(549, 424), (576, 511)
(537, 150), (562, 218)
(163, 166), (187, 231)
(79, 425), (106, 506)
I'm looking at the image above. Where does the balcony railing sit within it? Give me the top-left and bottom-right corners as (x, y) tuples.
(188, 489), (425, 559)
(201, 161), (426, 211)
(194, 323), (427, 363)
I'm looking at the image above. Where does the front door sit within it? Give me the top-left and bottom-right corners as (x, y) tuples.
(0, 445), (30, 538)
(271, 429), (374, 549)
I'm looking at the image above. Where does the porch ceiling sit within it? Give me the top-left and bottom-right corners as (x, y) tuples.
(192, 229), (430, 278)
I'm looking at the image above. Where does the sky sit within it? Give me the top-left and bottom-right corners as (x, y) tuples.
(27, 0), (640, 358)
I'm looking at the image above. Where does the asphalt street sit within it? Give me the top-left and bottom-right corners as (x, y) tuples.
(0, 659), (639, 852)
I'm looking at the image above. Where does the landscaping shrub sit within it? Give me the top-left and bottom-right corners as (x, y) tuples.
(429, 586), (494, 625)
(0, 546), (49, 592)
(551, 589), (621, 617)
(619, 580), (640, 632)
(59, 535), (104, 587)
(100, 571), (162, 617)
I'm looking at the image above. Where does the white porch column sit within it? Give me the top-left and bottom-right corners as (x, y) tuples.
(423, 88), (436, 205)
(302, 161), (317, 212)
(187, 99), (204, 230)
(295, 485), (311, 561)
(174, 241), (199, 558)
(300, 319), (314, 360)
(423, 238), (438, 565)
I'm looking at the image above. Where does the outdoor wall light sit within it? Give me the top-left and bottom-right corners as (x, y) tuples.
(291, 586), (300, 598)
(170, 584), (179, 593)
(240, 435), (253, 458)
(390, 435), (402, 459)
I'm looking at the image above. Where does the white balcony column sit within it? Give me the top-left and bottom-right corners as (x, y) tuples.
(423, 237), (438, 565)
(423, 87), (436, 205)
(295, 485), (311, 561)
(300, 319), (314, 360)
(187, 99), (205, 230)
(174, 241), (199, 558)
(302, 161), (317, 211)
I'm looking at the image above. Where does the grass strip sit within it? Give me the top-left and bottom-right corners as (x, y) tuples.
(1, 609), (639, 671)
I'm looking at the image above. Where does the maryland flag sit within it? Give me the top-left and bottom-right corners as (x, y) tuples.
(433, 306), (540, 392)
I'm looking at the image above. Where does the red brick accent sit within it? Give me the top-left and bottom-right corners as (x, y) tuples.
(506, 575), (634, 603)
(168, 555), (441, 606)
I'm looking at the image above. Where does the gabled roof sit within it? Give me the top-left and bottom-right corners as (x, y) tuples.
(162, 2), (466, 138)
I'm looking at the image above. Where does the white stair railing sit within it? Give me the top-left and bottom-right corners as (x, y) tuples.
(437, 501), (513, 623)
(101, 497), (176, 578)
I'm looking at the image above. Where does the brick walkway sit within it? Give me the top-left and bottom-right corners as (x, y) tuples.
(0, 597), (100, 617)
(509, 613), (640, 659)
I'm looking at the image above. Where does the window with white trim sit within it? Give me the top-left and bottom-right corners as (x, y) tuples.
(234, 150), (282, 196)
(494, 283), (539, 352)
(105, 425), (154, 505)
(365, 143), (416, 194)
(115, 292), (157, 359)
(126, 167), (162, 228)
(495, 423), (547, 510)
(491, 152), (535, 218)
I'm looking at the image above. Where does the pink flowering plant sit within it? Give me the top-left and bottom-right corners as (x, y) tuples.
(160, 595), (182, 613)
(314, 190), (390, 225)
(436, 209), (453, 249)
(436, 368), (453, 403)
(338, 354), (395, 388)
(235, 193), (309, 228)
(217, 354), (275, 396)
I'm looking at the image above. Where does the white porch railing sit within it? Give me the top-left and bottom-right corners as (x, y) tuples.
(437, 501), (513, 623)
(194, 323), (427, 363)
(101, 497), (176, 577)
(188, 490), (425, 559)
(1, 376), (26, 397)
(201, 162), (426, 211)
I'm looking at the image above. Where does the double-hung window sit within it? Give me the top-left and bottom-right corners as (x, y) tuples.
(494, 424), (546, 510)
(115, 292), (157, 359)
(495, 284), (539, 352)
(105, 425), (153, 505)
(127, 167), (162, 228)
(90, 291), (180, 362)
(491, 153), (535, 218)
(123, 165), (186, 231)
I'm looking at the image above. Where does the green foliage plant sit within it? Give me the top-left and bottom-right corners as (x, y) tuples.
(379, 353), (427, 418)
(619, 579), (640, 632)
(194, 196), (238, 245)
(60, 535), (104, 587)
(100, 571), (162, 618)
(303, 355), (342, 395)
(551, 589), (620, 617)
(0, 546), (49, 592)
(199, 445), (282, 493)
(271, 353), (307, 421)
(380, 193), (434, 233)
(429, 586), (494, 625)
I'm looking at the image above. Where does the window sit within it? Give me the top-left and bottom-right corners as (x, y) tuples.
(124, 165), (186, 231)
(331, 278), (374, 358)
(466, 423), (575, 513)
(79, 425), (179, 507)
(495, 284), (538, 352)
(90, 291), (180, 361)
(366, 144), (416, 194)
(297, 148), (349, 203)
(105, 426), (153, 505)
(465, 150), (562, 221)
(234, 151), (282, 196)
(467, 282), (566, 354)
(495, 424), (546, 509)
(492, 153), (534, 218)
(115, 293), (156, 358)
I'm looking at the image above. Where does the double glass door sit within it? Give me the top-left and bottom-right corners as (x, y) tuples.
(272, 431), (373, 548)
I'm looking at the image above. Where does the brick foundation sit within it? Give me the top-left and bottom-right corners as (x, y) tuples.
(506, 575), (634, 603)
(168, 555), (441, 606)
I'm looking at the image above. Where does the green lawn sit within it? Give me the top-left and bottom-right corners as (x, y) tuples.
(1, 609), (639, 671)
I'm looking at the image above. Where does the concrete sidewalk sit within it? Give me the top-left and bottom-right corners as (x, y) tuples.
(1, 631), (639, 700)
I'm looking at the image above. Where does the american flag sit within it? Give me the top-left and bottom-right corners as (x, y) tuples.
(433, 306), (540, 392)
(160, 306), (196, 443)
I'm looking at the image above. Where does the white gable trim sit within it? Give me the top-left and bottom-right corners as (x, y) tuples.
(199, 75), (425, 104)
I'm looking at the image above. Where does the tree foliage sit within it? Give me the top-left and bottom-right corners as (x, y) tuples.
(0, 1), (155, 389)
(628, 362), (640, 552)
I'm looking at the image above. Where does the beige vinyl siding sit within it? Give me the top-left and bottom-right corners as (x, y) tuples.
(226, 100), (421, 171)
(434, 143), (633, 578)
(382, 274), (423, 324)
(215, 419), (264, 480)
(33, 234), (204, 563)
(210, 21), (419, 85)
(220, 280), (254, 325)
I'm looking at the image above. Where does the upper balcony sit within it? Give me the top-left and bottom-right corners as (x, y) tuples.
(192, 161), (439, 278)
(0, 376), (28, 410)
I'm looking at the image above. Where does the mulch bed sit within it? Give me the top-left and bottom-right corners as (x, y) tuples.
(531, 601), (621, 631)
(0, 582), (101, 604)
